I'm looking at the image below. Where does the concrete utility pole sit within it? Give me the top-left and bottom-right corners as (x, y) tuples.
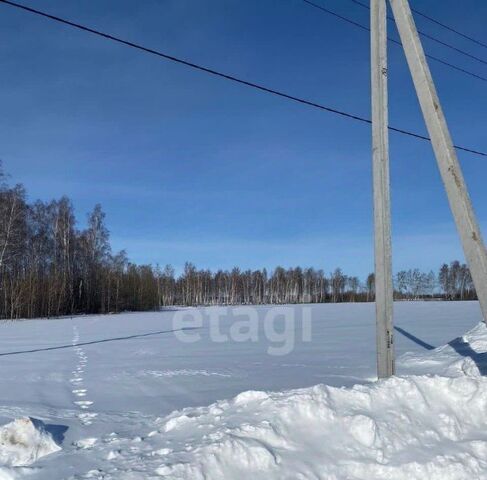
(371, 0), (395, 378)
(389, 0), (487, 324)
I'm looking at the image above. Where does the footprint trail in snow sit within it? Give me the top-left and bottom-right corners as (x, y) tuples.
(71, 324), (98, 426)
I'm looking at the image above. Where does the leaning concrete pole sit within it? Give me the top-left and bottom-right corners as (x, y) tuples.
(389, 0), (487, 324)
(371, 0), (395, 378)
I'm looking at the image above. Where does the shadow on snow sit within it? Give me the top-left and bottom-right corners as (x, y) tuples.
(448, 336), (487, 376)
(394, 326), (436, 350)
(395, 325), (487, 376)
(30, 417), (69, 446)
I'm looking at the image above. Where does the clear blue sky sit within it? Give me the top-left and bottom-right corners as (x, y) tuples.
(0, 0), (486, 278)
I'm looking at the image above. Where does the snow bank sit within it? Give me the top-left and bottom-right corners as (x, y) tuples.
(0, 418), (61, 468)
(153, 375), (487, 479)
(151, 323), (487, 479)
(400, 321), (487, 378)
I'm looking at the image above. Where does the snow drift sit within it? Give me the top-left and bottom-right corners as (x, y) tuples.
(0, 417), (61, 468)
(150, 324), (487, 479)
(400, 321), (487, 378)
(152, 376), (487, 479)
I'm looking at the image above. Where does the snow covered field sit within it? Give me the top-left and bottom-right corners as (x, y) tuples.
(0, 301), (485, 479)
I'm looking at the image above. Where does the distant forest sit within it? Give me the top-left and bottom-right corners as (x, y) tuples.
(0, 165), (477, 319)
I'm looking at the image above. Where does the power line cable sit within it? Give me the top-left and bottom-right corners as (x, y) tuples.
(348, 0), (487, 67)
(0, 0), (486, 158)
(412, 5), (487, 51)
(301, 0), (487, 83)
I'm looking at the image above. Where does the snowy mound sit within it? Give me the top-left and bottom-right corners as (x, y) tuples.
(400, 321), (487, 378)
(150, 321), (487, 480)
(0, 418), (61, 468)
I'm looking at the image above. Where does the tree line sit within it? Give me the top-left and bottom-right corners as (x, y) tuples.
(152, 261), (476, 307)
(0, 165), (477, 319)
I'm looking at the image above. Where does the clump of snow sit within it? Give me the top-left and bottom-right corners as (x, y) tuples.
(153, 367), (487, 478)
(73, 437), (98, 450)
(0, 417), (61, 467)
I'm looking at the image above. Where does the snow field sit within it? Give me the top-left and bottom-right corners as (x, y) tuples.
(0, 302), (486, 479)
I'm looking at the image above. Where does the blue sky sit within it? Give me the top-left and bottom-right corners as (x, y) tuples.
(0, 0), (486, 278)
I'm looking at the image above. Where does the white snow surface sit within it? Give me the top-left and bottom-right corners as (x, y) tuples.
(1, 301), (486, 479)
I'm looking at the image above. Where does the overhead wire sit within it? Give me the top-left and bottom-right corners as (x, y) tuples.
(347, 0), (487, 67)
(0, 0), (486, 158)
(301, 0), (487, 83)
